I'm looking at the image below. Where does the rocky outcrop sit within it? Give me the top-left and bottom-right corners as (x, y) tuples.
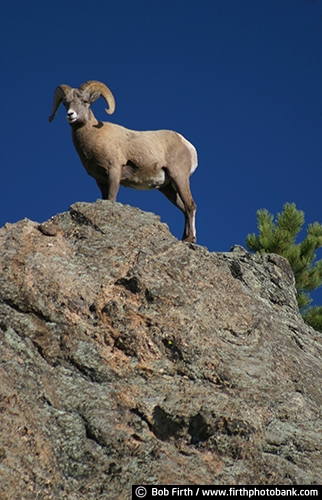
(0, 200), (322, 499)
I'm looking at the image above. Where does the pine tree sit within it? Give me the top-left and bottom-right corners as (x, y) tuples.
(246, 203), (322, 332)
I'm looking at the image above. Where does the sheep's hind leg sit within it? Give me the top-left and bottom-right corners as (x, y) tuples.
(159, 182), (196, 243)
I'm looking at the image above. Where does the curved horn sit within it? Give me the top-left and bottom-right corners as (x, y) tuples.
(78, 80), (116, 115)
(48, 84), (72, 122)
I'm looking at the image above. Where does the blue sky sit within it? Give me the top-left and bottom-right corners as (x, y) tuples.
(1, 0), (322, 305)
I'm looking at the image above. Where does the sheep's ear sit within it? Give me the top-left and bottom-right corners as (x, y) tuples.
(90, 92), (100, 103)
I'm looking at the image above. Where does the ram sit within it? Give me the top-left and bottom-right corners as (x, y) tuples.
(49, 80), (198, 242)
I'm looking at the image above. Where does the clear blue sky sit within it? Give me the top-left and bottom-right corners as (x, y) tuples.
(1, 1), (322, 305)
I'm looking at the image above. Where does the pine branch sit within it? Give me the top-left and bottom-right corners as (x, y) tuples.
(245, 203), (322, 332)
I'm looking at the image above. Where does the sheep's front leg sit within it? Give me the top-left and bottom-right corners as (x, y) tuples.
(96, 168), (121, 201)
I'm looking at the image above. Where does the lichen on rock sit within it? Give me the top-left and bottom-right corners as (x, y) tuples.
(0, 201), (322, 498)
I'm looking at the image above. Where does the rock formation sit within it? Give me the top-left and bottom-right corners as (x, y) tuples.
(0, 201), (321, 498)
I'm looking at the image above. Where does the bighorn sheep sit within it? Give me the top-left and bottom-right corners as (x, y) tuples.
(49, 80), (198, 242)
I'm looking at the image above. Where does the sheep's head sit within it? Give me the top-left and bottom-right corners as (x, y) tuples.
(48, 81), (116, 125)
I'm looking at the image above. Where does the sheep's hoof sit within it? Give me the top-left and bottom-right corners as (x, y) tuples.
(182, 235), (196, 243)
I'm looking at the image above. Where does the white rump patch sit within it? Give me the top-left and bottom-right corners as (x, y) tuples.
(179, 134), (198, 174)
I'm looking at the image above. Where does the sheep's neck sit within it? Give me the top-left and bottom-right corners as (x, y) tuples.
(71, 118), (107, 179)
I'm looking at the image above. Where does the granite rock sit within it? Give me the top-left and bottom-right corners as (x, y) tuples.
(0, 201), (322, 498)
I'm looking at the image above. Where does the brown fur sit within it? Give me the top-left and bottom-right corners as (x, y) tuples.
(49, 83), (198, 242)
